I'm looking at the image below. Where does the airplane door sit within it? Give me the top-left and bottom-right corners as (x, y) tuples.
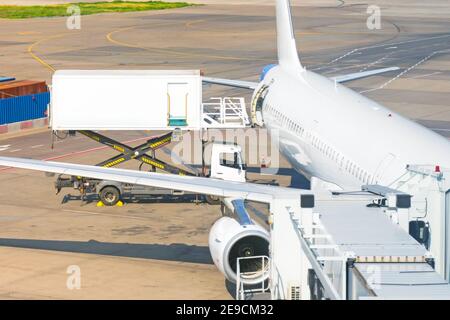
(372, 153), (396, 184)
(167, 83), (188, 126)
(251, 85), (269, 126)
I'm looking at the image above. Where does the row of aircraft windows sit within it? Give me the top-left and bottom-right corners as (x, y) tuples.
(265, 103), (375, 185)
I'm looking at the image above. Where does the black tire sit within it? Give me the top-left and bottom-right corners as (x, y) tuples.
(99, 186), (121, 206)
(205, 195), (221, 205)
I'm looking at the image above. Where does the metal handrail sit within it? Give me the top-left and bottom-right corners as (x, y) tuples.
(236, 255), (270, 300)
(287, 208), (347, 300)
(202, 97), (250, 128)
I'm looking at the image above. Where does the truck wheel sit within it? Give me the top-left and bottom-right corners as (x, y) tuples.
(99, 186), (121, 206)
(205, 195), (221, 205)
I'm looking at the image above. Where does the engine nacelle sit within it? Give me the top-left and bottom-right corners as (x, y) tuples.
(209, 216), (270, 285)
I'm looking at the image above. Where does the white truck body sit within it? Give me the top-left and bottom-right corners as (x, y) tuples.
(50, 70), (202, 130)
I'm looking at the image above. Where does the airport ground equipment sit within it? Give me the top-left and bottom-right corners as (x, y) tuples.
(389, 165), (450, 281)
(230, 186), (450, 300)
(49, 69), (250, 204)
(50, 70), (249, 131)
(54, 130), (247, 205)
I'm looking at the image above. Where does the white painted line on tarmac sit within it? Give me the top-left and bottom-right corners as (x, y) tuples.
(0, 145), (10, 151)
(9, 149), (21, 153)
(410, 71), (442, 79)
(31, 144), (44, 149)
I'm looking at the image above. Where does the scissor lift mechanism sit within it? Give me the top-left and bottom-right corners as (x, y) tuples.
(54, 130), (197, 205)
(78, 130), (194, 175)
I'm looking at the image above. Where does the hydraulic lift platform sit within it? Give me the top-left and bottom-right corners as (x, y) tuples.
(77, 130), (194, 175)
(54, 130), (198, 206)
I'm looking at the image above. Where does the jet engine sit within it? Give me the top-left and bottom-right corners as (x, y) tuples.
(209, 216), (270, 285)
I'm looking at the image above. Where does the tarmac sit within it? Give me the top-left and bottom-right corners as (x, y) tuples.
(0, 0), (449, 299)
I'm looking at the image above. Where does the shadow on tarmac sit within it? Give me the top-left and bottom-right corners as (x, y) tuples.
(0, 238), (213, 264)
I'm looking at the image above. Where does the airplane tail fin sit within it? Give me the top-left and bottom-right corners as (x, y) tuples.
(276, 0), (304, 71)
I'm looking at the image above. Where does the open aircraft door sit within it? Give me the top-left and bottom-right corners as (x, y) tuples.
(250, 84), (269, 127)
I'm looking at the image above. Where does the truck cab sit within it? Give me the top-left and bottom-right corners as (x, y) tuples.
(209, 143), (246, 183)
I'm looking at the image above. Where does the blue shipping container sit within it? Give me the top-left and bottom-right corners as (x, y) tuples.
(0, 92), (50, 125)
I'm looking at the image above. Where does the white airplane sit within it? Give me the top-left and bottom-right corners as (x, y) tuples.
(0, 0), (449, 286)
(204, 0), (450, 191)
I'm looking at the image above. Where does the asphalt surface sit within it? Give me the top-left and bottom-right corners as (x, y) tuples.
(0, 0), (449, 299)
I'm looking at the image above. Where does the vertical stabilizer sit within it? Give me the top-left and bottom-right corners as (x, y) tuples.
(277, 0), (303, 71)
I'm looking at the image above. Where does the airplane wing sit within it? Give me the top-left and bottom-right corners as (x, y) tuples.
(202, 67), (399, 89)
(0, 157), (306, 204)
(332, 66), (400, 83)
(202, 77), (258, 90)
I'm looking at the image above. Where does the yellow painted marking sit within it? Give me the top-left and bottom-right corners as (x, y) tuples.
(113, 145), (125, 153)
(18, 31), (41, 35)
(150, 136), (171, 148)
(28, 33), (67, 72)
(142, 157), (164, 169)
(103, 157), (126, 168)
(97, 201), (104, 207)
(82, 132), (100, 141)
(106, 25), (270, 62)
(185, 19), (204, 28)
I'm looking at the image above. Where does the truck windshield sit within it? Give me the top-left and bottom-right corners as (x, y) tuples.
(220, 152), (242, 170)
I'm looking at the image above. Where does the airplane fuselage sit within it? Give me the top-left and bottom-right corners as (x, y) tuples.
(258, 66), (450, 190)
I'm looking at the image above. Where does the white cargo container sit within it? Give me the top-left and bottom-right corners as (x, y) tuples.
(50, 70), (202, 130)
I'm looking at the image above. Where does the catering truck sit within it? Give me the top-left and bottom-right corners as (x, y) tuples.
(49, 69), (250, 205)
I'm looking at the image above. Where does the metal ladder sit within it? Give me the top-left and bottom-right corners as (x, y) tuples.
(287, 206), (350, 300)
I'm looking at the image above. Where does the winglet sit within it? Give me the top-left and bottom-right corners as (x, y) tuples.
(277, 0), (303, 71)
